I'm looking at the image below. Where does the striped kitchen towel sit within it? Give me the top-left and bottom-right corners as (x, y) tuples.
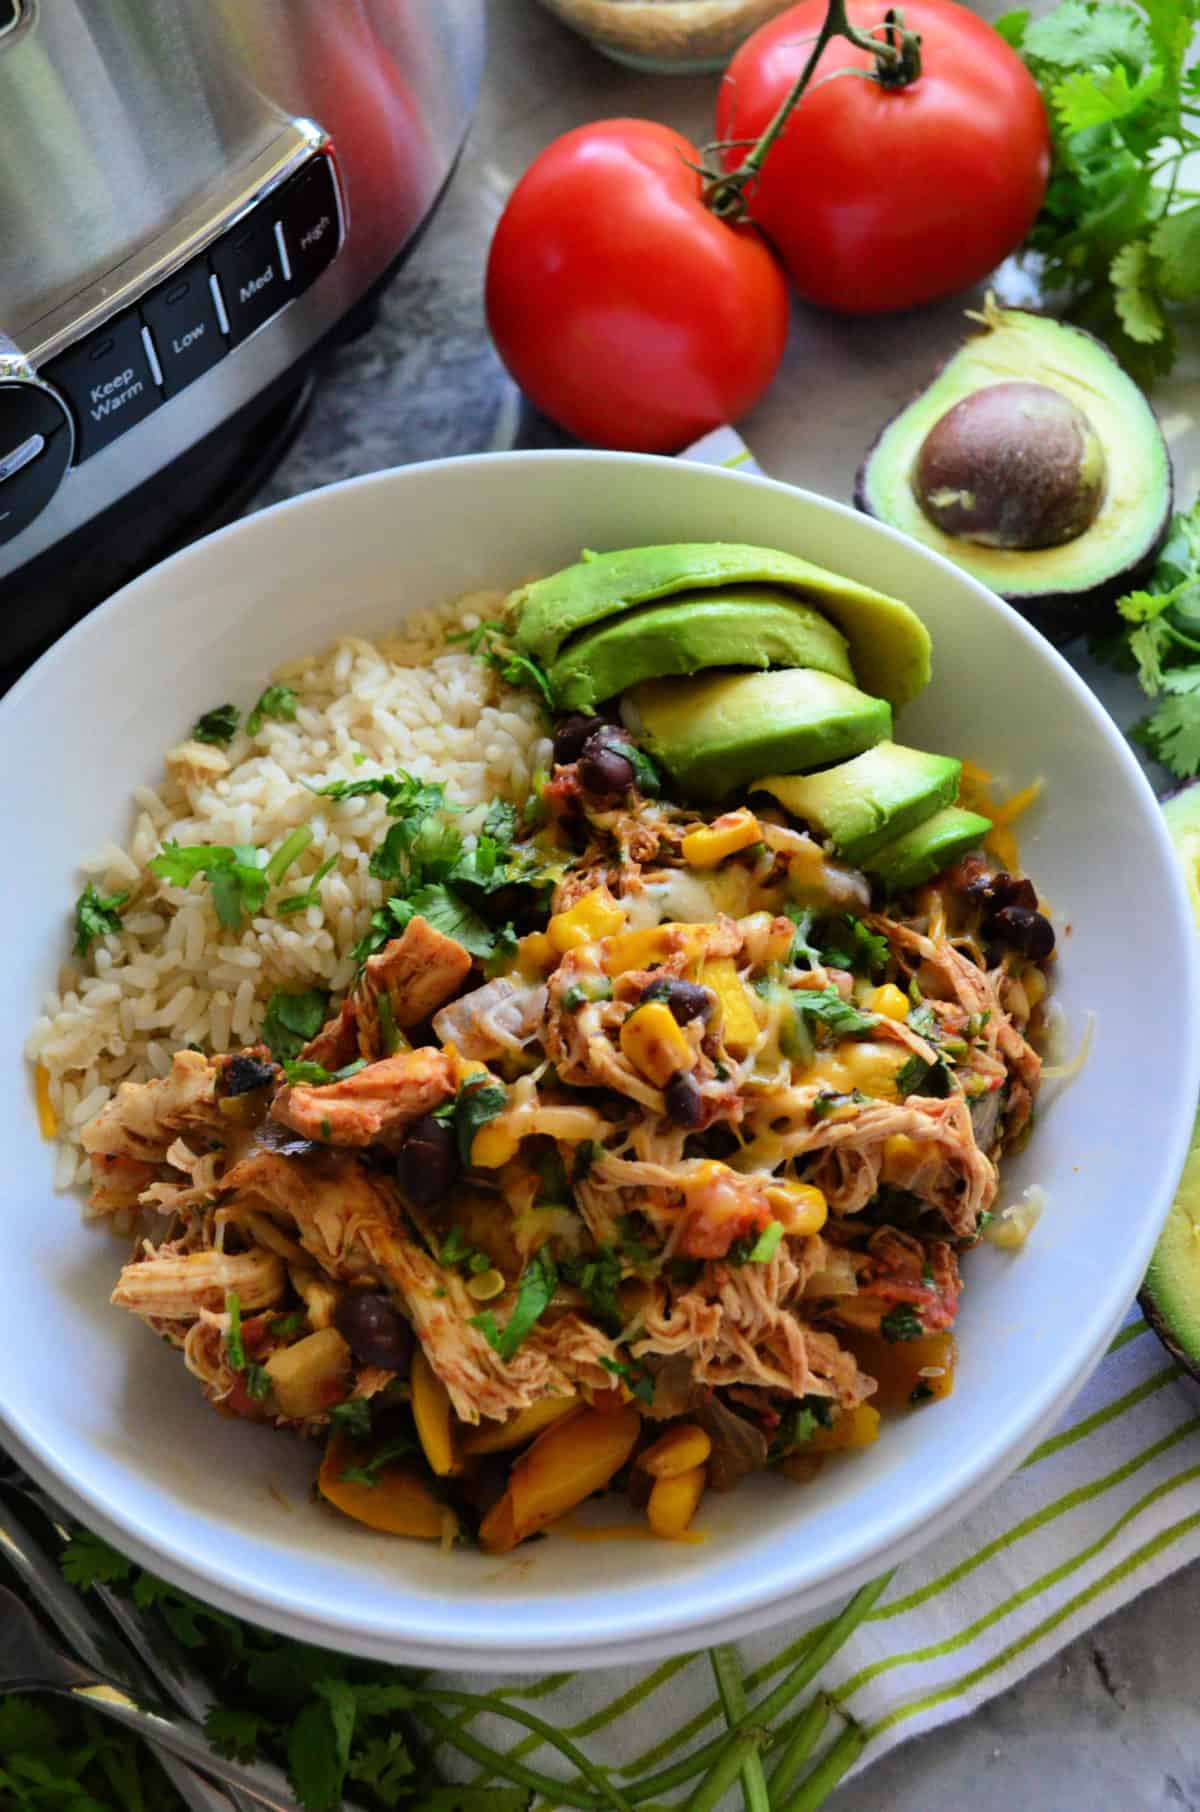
(430, 426), (1200, 1798)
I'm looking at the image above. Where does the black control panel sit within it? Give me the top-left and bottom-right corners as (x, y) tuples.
(40, 153), (341, 467)
(0, 383), (73, 547)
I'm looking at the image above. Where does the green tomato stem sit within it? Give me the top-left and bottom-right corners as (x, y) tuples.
(705, 0), (922, 221)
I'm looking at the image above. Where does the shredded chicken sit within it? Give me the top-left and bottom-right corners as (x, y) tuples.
(271, 1048), (455, 1146)
(357, 918), (472, 1053)
(112, 1244), (286, 1320)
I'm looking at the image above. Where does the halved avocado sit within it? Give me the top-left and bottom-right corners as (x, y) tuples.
(855, 301), (1172, 634)
(622, 669), (891, 803)
(509, 542), (931, 710)
(548, 586), (855, 713)
(754, 743), (962, 865)
(1141, 784), (1200, 1378)
(867, 805), (993, 895)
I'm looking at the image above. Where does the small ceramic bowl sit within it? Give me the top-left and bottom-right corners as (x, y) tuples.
(535, 0), (793, 73)
(1, 450), (1195, 1669)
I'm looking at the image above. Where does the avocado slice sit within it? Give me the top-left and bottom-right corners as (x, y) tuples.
(755, 743), (962, 865)
(1141, 1106), (1200, 1376)
(855, 301), (1172, 633)
(1141, 784), (1200, 1379)
(867, 805), (992, 894)
(509, 543), (931, 710)
(548, 585), (855, 712)
(622, 669), (891, 804)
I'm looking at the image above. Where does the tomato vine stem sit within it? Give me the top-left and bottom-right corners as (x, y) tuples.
(704, 0), (922, 222)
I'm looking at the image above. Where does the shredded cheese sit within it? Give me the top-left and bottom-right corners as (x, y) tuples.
(34, 1063), (57, 1140)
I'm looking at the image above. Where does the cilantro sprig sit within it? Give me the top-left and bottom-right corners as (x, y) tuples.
(1001, 0), (1200, 383)
(72, 882), (130, 956)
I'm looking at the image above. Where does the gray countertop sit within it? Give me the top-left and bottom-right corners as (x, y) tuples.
(252, 4), (1200, 1804)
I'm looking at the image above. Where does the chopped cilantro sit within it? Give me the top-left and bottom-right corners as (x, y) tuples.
(224, 1290), (246, 1371)
(72, 882), (130, 956)
(746, 1221), (784, 1263)
(810, 1088), (867, 1121)
(192, 702), (239, 745)
(454, 1073), (509, 1167)
(328, 1398), (373, 1441)
(563, 1245), (624, 1334)
(470, 1247), (558, 1360)
(246, 684), (298, 736)
(482, 798), (519, 846)
(277, 853), (337, 918)
(458, 620), (555, 712)
(895, 1054), (955, 1099)
(264, 825), (314, 888)
(339, 1434), (417, 1487)
(624, 742), (662, 798)
(260, 988), (330, 1063)
(815, 914), (889, 976)
(401, 883), (496, 959)
(599, 1354), (655, 1404)
(244, 1362), (272, 1401)
(770, 1394), (835, 1459)
(563, 976), (613, 1010)
(281, 1057), (367, 1087)
(881, 1303), (925, 1343)
(791, 987), (877, 1039)
(149, 840), (271, 929)
(269, 1311), (307, 1338)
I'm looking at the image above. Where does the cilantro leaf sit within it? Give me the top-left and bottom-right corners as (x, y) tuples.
(563, 1245), (624, 1334)
(404, 883), (496, 959)
(881, 1303), (925, 1342)
(482, 798), (519, 847)
(1022, 0), (1153, 70)
(895, 1054), (955, 1099)
(60, 1529), (133, 1590)
(192, 702), (240, 745)
(792, 986), (877, 1039)
(1110, 240), (1166, 344)
(1135, 684), (1200, 776)
(247, 684), (298, 736)
(289, 1694), (353, 1812)
(599, 1354), (656, 1403)
(72, 882), (129, 956)
(225, 1290), (247, 1371)
(1054, 61), (1163, 131)
(150, 840), (271, 929)
(339, 1435), (417, 1487)
(470, 1247), (558, 1360)
(1151, 202), (1200, 302)
(461, 621), (555, 712)
(328, 1398), (373, 1441)
(207, 1705), (266, 1761)
(454, 1073), (509, 1167)
(260, 988), (330, 1063)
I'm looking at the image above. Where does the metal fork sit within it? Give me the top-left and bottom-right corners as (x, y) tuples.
(0, 1581), (307, 1811)
(0, 1481), (234, 1812)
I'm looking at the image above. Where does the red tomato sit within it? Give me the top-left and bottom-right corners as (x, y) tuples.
(715, 0), (1050, 314)
(485, 120), (790, 452)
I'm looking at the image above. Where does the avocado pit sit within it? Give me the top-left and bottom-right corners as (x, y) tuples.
(913, 380), (1107, 552)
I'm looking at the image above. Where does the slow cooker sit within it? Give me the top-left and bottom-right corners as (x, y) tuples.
(0, 0), (485, 662)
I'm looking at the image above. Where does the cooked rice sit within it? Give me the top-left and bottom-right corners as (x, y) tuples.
(25, 591), (550, 1197)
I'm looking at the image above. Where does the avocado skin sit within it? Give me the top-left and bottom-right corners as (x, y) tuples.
(755, 743), (962, 865)
(854, 307), (1173, 640)
(1141, 790), (1200, 1382)
(509, 542), (931, 710)
(549, 586), (854, 712)
(625, 668), (891, 804)
(867, 805), (993, 894)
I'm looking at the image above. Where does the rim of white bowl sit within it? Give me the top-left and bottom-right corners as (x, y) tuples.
(4, 449), (1198, 1668)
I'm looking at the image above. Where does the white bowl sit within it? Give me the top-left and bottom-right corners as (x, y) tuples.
(2, 451), (1196, 1670)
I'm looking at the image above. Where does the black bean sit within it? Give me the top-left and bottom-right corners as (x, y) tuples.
(553, 714), (605, 766)
(225, 1054), (275, 1096)
(642, 977), (714, 1025)
(988, 872), (1038, 912)
(579, 730), (636, 796)
(664, 1071), (705, 1128)
(333, 1290), (413, 1374)
(395, 1114), (458, 1205)
(991, 904), (1056, 960)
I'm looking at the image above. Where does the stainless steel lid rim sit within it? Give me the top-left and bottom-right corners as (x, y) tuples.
(0, 0), (486, 585)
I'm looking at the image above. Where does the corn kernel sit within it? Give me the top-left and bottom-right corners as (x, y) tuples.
(647, 1465), (706, 1539)
(638, 1424), (712, 1479)
(868, 983), (910, 1022)
(681, 810), (761, 869)
(807, 1402), (881, 1452)
(548, 889), (626, 954)
(604, 925), (670, 976)
(839, 1039), (909, 1100)
(619, 1000), (694, 1087)
(471, 1120), (521, 1168)
(517, 931), (556, 977)
(763, 1181), (828, 1236)
(700, 956), (760, 1054)
(882, 1133), (923, 1182)
(1024, 966), (1047, 1008)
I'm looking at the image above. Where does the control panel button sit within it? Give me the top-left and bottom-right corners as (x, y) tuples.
(0, 382), (72, 546)
(275, 157), (341, 294)
(208, 213), (288, 346)
(140, 255), (226, 398)
(42, 311), (159, 462)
